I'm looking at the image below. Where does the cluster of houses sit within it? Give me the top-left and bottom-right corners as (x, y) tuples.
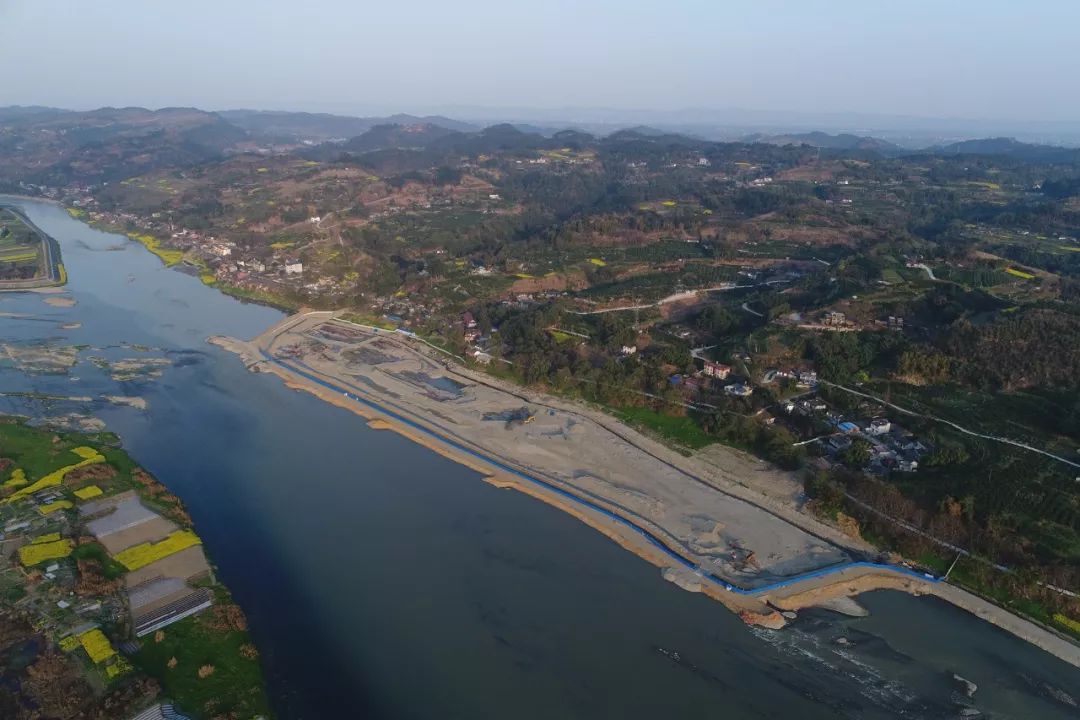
(666, 359), (760, 400)
(822, 310), (848, 327)
(62, 192), (365, 302)
(790, 401), (929, 474)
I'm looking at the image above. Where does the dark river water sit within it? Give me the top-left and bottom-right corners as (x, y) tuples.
(1, 197), (1077, 719)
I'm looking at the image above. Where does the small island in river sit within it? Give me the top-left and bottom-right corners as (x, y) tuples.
(0, 204), (66, 290)
(0, 417), (271, 719)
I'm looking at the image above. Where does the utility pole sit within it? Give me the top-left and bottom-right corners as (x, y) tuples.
(944, 552), (963, 580)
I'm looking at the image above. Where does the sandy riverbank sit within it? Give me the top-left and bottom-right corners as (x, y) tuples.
(219, 316), (852, 585)
(209, 314), (1080, 666)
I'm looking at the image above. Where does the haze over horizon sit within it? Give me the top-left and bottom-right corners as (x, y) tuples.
(2, 0), (1079, 130)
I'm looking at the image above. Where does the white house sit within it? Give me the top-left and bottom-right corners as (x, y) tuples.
(866, 418), (892, 436)
(284, 260), (304, 276)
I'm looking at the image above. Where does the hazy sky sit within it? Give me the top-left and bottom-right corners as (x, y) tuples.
(2, 0), (1078, 122)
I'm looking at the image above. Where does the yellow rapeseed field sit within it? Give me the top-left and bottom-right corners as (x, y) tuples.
(78, 629), (116, 664)
(37, 500), (73, 515)
(58, 635), (81, 652)
(114, 529), (202, 571)
(74, 485), (104, 500)
(1005, 267), (1036, 279)
(18, 539), (74, 566)
(128, 233), (185, 266)
(1054, 613), (1080, 634)
(106, 657), (132, 679)
(3, 446), (106, 503)
(3, 468), (27, 488)
(32, 532), (61, 544)
(0, 251), (38, 262)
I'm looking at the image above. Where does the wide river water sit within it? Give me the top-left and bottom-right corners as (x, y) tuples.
(0, 197), (1077, 719)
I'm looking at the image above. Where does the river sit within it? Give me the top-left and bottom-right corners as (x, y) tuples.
(1, 197), (1077, 719)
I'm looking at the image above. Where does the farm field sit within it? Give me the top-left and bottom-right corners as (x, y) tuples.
(0, 417), (271, 718)
(0, 206), (47, 281)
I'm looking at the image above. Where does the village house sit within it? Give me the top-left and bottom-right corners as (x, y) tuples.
(724, 383), (753, 397)
(701, 360), (732, 379)
(822, 311), (847, 326)
(284, 259), (303, 276)
(206, 242), (233, 258)
(866, 418), (892, 436)
(897, 454), (919, 472)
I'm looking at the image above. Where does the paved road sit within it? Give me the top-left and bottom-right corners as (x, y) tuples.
(910, 262), (937, 280)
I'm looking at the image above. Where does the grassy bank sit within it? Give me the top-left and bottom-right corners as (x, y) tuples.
(133, 588), (270, 719)
(214, 282), (300, 312)
(610, 406), (716, 451)
(126, 232), (185, 266)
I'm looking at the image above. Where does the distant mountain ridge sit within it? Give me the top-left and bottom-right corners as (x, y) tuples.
(735, 130), (1080, 162)
(0, 106), (247, 185)
(3, 104), (1080, 191)
(930, 136), (1080, 163)
(218, 109), (477, 141)
(338, 123), (460, 153)
(744, 131), (902, 153)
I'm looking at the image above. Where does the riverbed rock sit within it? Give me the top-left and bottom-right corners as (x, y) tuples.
(813, 596), (870, 617)
(739, 609), (787, 630)
(953, 673), (978, 698)
(662, 566), (705, 593)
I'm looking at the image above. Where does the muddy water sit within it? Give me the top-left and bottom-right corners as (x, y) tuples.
(1, 197), (1076, 719)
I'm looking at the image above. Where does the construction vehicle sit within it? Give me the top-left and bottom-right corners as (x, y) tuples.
(482, 406), (536, 429)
